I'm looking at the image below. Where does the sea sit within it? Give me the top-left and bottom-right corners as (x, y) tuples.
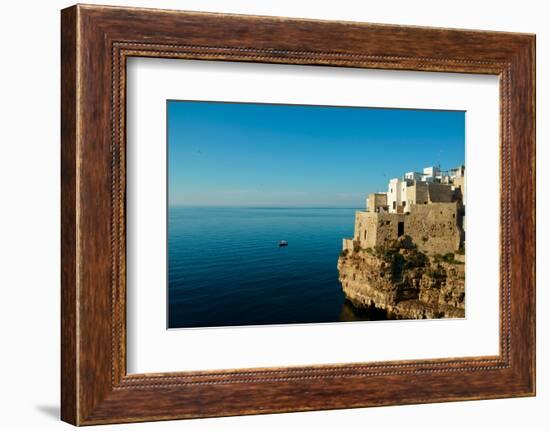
(168, 206), (386, 329)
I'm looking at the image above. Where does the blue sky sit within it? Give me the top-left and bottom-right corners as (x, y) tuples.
(168, 101), (464, 207)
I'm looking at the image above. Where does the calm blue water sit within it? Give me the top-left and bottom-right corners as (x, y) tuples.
(168, 207), (380, 329)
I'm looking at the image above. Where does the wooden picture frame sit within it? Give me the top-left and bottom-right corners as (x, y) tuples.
(61, 4), (535, 425)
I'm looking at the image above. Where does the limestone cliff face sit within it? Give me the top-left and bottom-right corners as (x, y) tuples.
(337, 239), (465, 319)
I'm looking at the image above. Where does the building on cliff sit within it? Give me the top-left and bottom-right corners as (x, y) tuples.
(344, 165), (465, 256)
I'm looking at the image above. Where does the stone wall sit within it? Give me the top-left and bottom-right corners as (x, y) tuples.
(367, 193), (388, 212)
(354, 211), (405, 249)
(372, 212), (404, 248)
(453, 176), (465, 198)
(342, 238), (357, 252)
(410, 181), (429, 206)
(427, 183), (455, 203)
(349, 203), (462, 255)
(406, 202), (462, 255)
(354, 211), (377, 248)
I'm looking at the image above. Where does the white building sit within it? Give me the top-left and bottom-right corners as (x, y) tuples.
(379, 165), (464, 214)
(421, 166), (441, 183)
(387, 178), (402, 212)
(404, 171), (422, 181)
(449, 165), (465, 179)
(387, 177), (415, 213)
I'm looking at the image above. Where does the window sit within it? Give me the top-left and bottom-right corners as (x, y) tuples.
(398, 221), (405, 237)
(392, 201), (396, 210)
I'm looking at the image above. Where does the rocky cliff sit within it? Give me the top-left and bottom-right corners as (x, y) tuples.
(337, 237), (465, 319)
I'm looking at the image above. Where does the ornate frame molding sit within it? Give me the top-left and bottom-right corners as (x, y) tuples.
(61, 5), (535, 425)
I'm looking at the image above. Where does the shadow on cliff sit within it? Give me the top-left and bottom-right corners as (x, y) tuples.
(339, 300), (389, 322)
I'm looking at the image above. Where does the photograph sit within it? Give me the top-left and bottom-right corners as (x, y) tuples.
(167, 100), (466, 329)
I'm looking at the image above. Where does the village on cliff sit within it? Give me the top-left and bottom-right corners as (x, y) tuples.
(338, 165), (466, 320)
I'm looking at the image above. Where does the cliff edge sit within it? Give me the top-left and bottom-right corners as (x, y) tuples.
(337, 237), (465, 319)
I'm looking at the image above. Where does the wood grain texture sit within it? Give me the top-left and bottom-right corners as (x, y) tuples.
(60, 5), (78, 425)
(60, 4), (536, 425)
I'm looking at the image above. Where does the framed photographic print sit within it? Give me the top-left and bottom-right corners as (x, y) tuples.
(164, 101), (466, 329)
(61, 4), (536, 425)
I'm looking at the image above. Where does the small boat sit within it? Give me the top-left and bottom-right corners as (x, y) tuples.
(278, 240), (288, 247)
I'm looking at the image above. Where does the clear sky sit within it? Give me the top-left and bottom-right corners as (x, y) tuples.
(167, 100), (465, 208)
